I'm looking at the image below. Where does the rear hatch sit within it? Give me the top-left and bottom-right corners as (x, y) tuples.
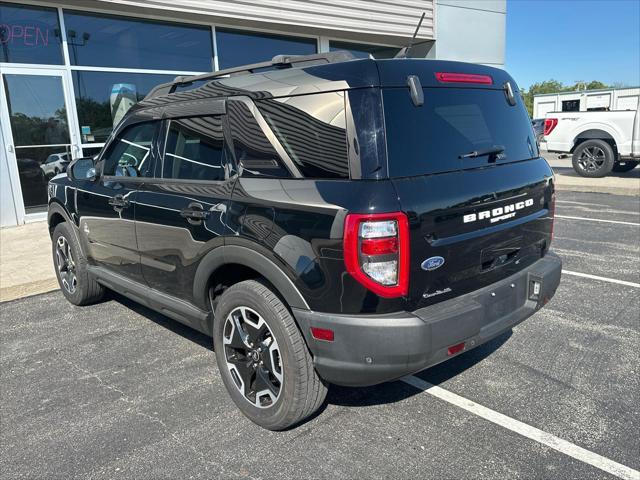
(378, 60), (555, 309)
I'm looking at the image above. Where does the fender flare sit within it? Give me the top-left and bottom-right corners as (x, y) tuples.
(192, 245), (310, 312)
(47, 201), (86, 258)
(571, 125), (621, 151)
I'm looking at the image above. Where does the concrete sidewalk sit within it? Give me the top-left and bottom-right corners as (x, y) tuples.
(0, 222), (57, 303)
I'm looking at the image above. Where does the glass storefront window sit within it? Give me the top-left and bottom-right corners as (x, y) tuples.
(3, 74), (69, 146)
(0, 2), (63, 64)
(329, 40), (400, 59)
(72, 71), (174, 143)
(216, 28), (316, 69)
(16, 146), (70, 212)
(63, 10), (213, 71)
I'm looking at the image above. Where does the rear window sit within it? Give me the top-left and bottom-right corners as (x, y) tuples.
(383, 88), (538, 178)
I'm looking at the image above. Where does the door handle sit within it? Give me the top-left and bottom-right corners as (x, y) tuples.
(180, 202), (209, 223)
(108, 194), (130, 209)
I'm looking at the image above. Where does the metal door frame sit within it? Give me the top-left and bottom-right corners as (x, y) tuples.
(0, 66), (81, 224)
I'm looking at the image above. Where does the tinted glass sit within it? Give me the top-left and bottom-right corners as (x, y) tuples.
(0, 3), (63, 64)
(16, 146), (70, 212)
(562, 100), (580, 112)
(384, 88), (538, 178)
(330, 41), (400, 59)
(102, 122), (158, 177)
(3, 74), (69, 146)
(164, 116), (225, 181)
(63, 10), (213, 70)
(227, 101), (290, 178)
(81, 146), (103, 159)
(216, 28), (316, 69)
(258, 92), (349, 178)
(72, 71), (174, 143)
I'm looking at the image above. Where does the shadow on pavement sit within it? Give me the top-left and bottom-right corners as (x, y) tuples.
(110, 290), (512, 418)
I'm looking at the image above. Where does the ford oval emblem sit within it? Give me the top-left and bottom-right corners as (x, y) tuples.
(421, 256), (445, 271)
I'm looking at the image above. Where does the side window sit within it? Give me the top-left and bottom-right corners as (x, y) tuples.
(227, 101), (291, 178)
(258, 92), (349, 179)
(163, 116), (225, 181)
(102, 122), (158, 177)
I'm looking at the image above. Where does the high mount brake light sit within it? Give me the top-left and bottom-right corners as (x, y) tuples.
(435, 72), (493, 85)
(544, 118), (558, 136)
(343, 212), (409, 298)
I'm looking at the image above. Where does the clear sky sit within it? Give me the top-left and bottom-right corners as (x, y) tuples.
(506, 0), (640, 91)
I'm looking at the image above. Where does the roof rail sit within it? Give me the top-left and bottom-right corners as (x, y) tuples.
(145, 51), (355, 99)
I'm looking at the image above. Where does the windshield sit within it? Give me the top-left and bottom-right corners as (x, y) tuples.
(383, 87), (538, 177)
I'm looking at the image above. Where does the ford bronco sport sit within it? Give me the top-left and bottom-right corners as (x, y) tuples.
(48, 52), (562, 430)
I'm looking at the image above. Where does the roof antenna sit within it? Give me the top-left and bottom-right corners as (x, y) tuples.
(395, 12), (426, 59)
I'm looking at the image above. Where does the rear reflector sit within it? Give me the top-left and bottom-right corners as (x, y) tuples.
(435, 72), (493, 85)
(447, 342), (465, 356)
(311, 327), (334, 342)
(544, 118), (558, 136)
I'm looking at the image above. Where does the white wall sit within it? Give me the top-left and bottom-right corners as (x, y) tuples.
(433, 0), (506, 66)
(533, 87), (640, 117)
(81, 0), (435, 45)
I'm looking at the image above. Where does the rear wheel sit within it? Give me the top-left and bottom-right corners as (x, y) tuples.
(213, 279), (326, 430)
(52, 222), (104, 305)
(612, 161), (639, 173)
(572, 139), (615, 178)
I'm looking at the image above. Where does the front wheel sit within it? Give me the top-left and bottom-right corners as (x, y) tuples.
(572, 139), (615, 178)
(52, 222), (104, 305)
(612, 161), (639, 173)
(213, 279), (327, 430)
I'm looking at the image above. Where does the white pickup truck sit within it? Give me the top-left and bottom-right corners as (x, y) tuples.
(544, 104), (640, 177)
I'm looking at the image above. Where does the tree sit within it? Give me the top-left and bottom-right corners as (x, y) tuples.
(521, 79), (565, 117)
(586, 81), (608, 90)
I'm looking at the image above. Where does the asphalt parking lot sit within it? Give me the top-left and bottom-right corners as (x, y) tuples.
(1, 191), (639, 480)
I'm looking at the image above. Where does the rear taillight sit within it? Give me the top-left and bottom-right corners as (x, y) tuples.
(435, 72), (493, 85)
(543, 118), (558, 136)
(344, 212), (409, 298)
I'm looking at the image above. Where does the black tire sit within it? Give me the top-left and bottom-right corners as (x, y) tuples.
(52, 222), (104, 306)
(213, 279), (327, 430)
(612, 161), (639, 173)
(572, 139), (615, 178)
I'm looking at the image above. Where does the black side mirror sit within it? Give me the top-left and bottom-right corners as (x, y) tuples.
(67, 157), (98, 181)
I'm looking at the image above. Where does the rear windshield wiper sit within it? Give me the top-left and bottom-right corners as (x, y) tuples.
(459, 145), (505, 159)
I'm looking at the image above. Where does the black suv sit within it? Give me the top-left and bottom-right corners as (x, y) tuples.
(48, 52), (562, 430)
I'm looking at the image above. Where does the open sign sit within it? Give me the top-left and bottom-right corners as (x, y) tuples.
(0, 23), (51, 47)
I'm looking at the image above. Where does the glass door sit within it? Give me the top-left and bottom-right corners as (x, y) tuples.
(0, 67), (80, 220)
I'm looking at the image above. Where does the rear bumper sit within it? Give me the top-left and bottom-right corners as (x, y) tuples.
(293, 252), (562, 387)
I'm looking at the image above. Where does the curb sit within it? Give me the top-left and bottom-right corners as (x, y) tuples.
(0, 278), (59, 303)
(555, 183), (640, 197)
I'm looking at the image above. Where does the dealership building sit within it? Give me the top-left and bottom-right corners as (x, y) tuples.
(0, 0), (506, 227)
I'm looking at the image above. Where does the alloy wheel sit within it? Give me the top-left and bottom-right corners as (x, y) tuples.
(56, 236), (77, 294)
(223, 306), (283, 408)
(577, 146), (606, 173)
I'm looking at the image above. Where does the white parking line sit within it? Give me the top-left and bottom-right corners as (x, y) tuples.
(402, 376), (640, 480)
(556, 215), (640, 226)
(563, 270), (640, 288)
